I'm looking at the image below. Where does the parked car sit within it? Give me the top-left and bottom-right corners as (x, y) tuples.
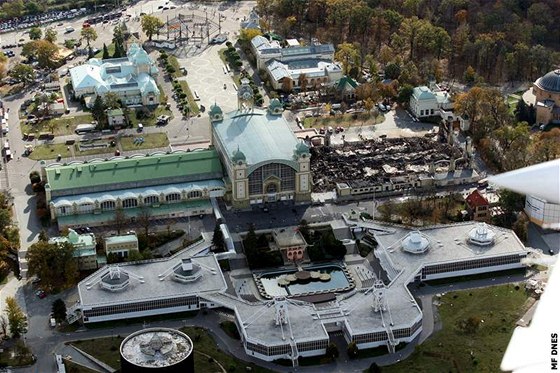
(35, 290), (46, 299)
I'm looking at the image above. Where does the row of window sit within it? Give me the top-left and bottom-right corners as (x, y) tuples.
(83, 296), (199, 318)
(419, 109), (435, 116)
(297, 339), (328, 352)
(351, 319), (422, 344)
(246, 341), (290, 356)
(56, 190), (206, 216)
(421, 254), (525, 277)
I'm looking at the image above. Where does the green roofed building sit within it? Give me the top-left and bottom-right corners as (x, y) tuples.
(42, 150), (226, 228)
(210, 93), (312, 208)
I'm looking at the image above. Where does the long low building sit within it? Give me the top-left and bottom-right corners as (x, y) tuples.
(41, 149), (225, 228)
(70, 220), (529, 365)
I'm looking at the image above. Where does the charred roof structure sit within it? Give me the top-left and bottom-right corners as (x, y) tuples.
(310, 136), (478, 197)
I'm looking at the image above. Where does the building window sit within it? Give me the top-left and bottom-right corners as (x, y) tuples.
(100, 200), (115, 211)
(57, 206), (71, 216)
(122, 198), (138, 209)
(187, 190), (202, 199)
(144, 195), (159, 205)
(78, 203), (94, 214)
(165, 193), (182, 203)
(248, 163), (296, 196)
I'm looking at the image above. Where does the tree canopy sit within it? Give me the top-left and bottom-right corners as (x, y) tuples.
(5, 296), (26, 338)
(26, 240), (79, 291)
(141, 14), (164, 41)
(9, 63), (35, 87)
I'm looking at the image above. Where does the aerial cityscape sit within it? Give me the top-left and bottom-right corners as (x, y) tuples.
(0, 0), (558, 372)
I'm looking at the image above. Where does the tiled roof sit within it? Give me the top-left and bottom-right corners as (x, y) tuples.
(466, 189), (489, 208)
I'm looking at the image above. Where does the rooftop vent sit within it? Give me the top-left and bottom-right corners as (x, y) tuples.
(468, 223), (495, 247)
(402, 231), (430, 254)
(181, 258), (193, 272)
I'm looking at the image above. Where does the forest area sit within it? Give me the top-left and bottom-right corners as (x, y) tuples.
(256, 0), (560, 85)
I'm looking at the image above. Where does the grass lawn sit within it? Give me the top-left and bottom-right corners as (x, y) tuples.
(168, 55), (184, 78)
(303, 112), (385, 129)
(74, 146), (114, 157)
(120, 132), (169, 151)
(126, 106), (174, 128)
(380, 284), (530, 373)
(70, 326), (274, 372)
(179, 80), (200, 115)
(28, 143), (72, 160)
(94, 43), (115, 59)
(21, 114), (94, 137)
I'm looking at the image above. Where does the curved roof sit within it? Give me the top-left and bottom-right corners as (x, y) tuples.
(212, 109), (301, 173)
(209, 103), (223, 116)
(535, 69), (560, 93)
(295, 141), (310, 156)
(232, 148), (246, 163)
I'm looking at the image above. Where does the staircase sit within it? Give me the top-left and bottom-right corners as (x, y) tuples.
(66, 303), (82, 324)
(290, 340), (299, 367)
(385, 324), (397, 354)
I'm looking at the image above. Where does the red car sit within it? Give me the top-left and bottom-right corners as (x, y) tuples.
(35, 290), (46, 299)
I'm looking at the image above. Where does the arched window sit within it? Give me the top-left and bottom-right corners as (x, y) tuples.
(78, 203), (94, 214)
(165, 193), (182, 202)
(144, 195), (159, 205)
(57, 206), (70, 216)
(122, 198), (138, 209)
(187, 190), (202, 199)
(100, 200), (115, 211)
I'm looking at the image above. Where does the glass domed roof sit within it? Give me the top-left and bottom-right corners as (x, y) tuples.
(536, 69), (560, 93)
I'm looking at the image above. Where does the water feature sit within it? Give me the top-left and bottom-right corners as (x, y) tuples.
(256, 265), (353, 298)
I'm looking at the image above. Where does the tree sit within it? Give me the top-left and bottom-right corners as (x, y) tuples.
(112, 25), (127, 58)
(0, 315), (7, 337)
(26, 241), (78, 291)
(103, 92), (121, 110)
(212, 223), (225, 253)
(1, 0), (24, 18)
(239, 28), (262, 43)
(384, 63), (401, 80)
(335, 43), (360, 76)
(298, 73), (308, 93)
(29, 26), (42, 40)
(326, 343), (339, 359)
(44, 27), (57, 43)
(51, 299), (67, 323)
(22, 40), (58, 69)
(38, 229), (48, 242)
(80, 27), (98, 54)
(102, 43), (110, 60)
(0, 209), (11, 234)
(113, 208), (128, 235)
(9, 63), (35, 88)
(397, 84), (414, 105)
(141, 15), (164, 41)
(281, 77), (292, 93)
(91, 95), (107, 127)
(347, 341), (359, 358)
(137, 206), (151, 237)
(5, 296), (26, 338)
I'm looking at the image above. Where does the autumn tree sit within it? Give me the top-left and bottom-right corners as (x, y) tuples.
(26, 241), (78, 291)
(9, 63), (35, 87)
(22, 40), (59, 69)
(335, 43), (360, 76)
(5, 297), (26, 338)
(141, 14), (164, 41)
(81, 27), (98, 56)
